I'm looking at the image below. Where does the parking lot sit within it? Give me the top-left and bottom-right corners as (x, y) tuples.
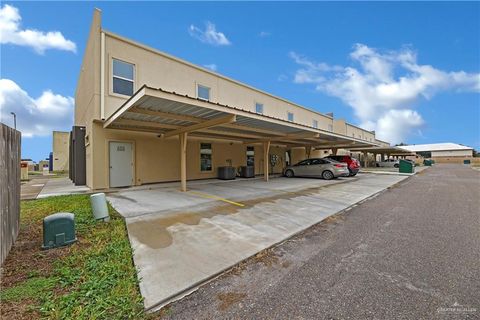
(107, 172), (410, 311)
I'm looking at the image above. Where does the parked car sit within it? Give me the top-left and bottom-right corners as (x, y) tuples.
(324, 155), (360, 176)
(376, 159), (399, 168)
(283, 158), (349, 180)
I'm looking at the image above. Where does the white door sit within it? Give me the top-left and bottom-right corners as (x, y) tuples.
(109, 142), (133, 187)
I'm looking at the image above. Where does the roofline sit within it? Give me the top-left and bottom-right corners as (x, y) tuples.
(102, 29), (338, 121)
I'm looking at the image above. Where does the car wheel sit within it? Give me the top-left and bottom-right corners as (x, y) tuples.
(376, 163), (380, 167)
(394, 164), (399, 168)
(322, 170), (334, 180)
(349, 172), (357, 177)
(285, 169), (294, 178)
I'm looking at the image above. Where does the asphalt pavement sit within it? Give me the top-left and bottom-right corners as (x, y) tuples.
(160, 164), (480, 320)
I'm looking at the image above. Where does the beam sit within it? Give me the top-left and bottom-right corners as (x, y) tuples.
(243, 132), (320, 145)
(128, 107), (201, 123)
(115, 118), (180, 130)
(180, 132), (188, 192)
(263, 141), (271, 181)
(163, 115), (236, 138)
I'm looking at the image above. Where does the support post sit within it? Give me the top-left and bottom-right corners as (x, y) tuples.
(263, 141), (271, 181)
(180, 132), (188, 191)
(363, 151), (368, 168)
(305, 146), (312, 159)
(331, 148), (338, 155)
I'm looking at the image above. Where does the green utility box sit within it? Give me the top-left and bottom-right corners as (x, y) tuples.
(464, 159), (471, 165)
(42, 212), (77, 249)
(399, 159), (415, 173)
(423, 159), (433, 166)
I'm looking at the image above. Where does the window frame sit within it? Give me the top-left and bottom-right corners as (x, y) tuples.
(111, 57), (135, 97)
(287, 112), (294, 122)
(197, 84), (211, 101)
(255, 102), (264, 114)
(312, 119), (318, 129)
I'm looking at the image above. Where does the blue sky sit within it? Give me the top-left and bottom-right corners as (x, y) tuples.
(1, 1), (479, 162)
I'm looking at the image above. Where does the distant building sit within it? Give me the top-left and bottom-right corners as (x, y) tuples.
(21, 158), (35, 171)
(52, 131), (70, 171)
(398, 143), (473, 163)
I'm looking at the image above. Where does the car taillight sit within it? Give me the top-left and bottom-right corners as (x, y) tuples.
(334, 164), (346, 168)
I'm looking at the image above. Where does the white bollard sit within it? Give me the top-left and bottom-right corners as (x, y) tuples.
(90, 193), (110, 222)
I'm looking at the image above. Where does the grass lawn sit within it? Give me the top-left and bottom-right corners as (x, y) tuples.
(0, 195), (146, 319)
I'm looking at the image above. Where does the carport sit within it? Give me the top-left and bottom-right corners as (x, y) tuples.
(346, 146), (415, 167)
(104, 85), (377, 191)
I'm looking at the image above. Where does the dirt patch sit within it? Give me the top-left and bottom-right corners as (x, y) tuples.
(217, 292), (247, 311)
(253, 248), (279, 267)
(1, 222), (72, 289)
(0, 298), (41, 320)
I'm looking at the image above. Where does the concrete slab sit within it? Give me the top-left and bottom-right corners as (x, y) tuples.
(108, 174), (409, 311)
(37, 177), (90, 199)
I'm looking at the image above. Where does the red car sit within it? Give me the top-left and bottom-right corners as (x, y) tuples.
(324, 155), (360, 176)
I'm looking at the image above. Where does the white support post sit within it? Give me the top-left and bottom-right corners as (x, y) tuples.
(263, 141), (271, 181)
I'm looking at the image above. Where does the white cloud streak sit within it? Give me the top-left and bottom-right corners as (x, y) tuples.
(0, 79), (74, 137)
(290, 44), (480, 143)
(189, 21), (231, 46)
(203, 63), (218, 71)
(0, 4), (76, 54)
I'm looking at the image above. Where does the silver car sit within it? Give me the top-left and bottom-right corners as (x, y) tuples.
(376, 159), (399, 168)
(284, 158), (349, 180)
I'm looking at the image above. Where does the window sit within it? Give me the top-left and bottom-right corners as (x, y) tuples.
(200, 143), (212, 171)
(328, 124), (333, 132)
(287, 112), (294, 122)
(297, 159), (311, 166)
(312, 120), (318, 128)
(246, 146), (255, 166)
(197, 85), (210, 100)
(255, 103), (264, 114)
(112, 59), (134, 96)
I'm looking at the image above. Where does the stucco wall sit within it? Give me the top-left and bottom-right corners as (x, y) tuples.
(52, 131), (70, 171)
(87, 122), (286, 189)
(431, 150), (473, 157)
(102, 33), (335, 132)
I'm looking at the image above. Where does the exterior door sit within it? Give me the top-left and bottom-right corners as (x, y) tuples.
(109, 141), (133, 187)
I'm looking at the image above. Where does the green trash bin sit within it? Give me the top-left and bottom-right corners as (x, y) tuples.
(399, 159), (415, 173)
(423, 159), (432, 166)
(463, 159), (471, 165)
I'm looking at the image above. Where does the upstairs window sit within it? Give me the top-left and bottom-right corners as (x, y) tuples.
(312, 120), (318, 128)
(328, 124), (333, 132)
(197, 85), (210, 100)
(112, 59), (134, 96)
(287, 112), (294, 122)
(255, 103), (264, 114)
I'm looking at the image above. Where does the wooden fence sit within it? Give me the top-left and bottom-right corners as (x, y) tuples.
(1, 123), (21, 265)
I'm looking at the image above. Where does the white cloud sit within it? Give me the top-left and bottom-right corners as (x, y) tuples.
(0, 79), (74, 137)
(203, 63), (218, 71)
(259, 31), (271, 38)
(290, 44), (480, 144)
(0, 4), (76, 54)
(189, 21), (231, 46)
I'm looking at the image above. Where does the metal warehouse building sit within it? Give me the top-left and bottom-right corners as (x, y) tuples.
(72, 9), (408, 191)
(398, 143), (474, 163)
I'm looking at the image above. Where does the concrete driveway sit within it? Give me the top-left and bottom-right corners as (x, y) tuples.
(107, 174), (410, 311)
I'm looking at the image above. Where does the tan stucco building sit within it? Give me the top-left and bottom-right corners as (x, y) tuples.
(52, 131), (70, 171)
(74, 9), (394, 191)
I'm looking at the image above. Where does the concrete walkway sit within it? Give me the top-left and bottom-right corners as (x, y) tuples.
(108, 174), (411, 311)
(37, 177), (90, 199)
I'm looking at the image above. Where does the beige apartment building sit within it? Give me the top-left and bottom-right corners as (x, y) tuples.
(74, 9), (394, 191)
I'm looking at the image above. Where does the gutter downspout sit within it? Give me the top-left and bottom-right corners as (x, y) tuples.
(100, 31), (105, 120)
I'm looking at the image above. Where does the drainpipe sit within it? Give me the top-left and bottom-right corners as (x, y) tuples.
(100, 31), (105, 120)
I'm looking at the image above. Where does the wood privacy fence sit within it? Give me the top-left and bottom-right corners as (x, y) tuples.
(1, 123), (21, 265)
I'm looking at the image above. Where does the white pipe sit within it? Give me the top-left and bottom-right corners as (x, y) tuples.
(100, 32), (105, 120)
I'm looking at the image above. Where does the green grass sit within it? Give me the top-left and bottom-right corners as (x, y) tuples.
(1, 194), (145, 319)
